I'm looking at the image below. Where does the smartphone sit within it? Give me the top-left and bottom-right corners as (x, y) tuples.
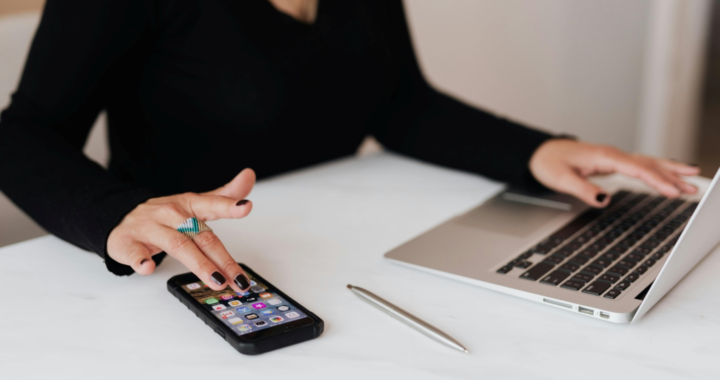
(167, 263), (324, 355)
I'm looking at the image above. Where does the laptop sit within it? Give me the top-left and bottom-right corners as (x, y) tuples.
(384, 170), (720, 323)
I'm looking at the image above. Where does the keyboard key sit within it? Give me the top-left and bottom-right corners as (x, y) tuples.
(545, 255), (565, 264)
(582, 266), (602, 275)
(615, 281), (631, 290)
(573, 273), (594, 282)
(591, 258), (613, 268)
(602, 252), (622, 261)
(560, 262), (580, 272)
(561, 280), (585, 291)
(627, 253), (644, 262)
(633, 247), (652, 256)
(643, 259), (657, 267)
(520, 262), (556, 281)
(604, 289), (622, 299)
(540, 270), (572, 286)
(651, 251), (666, 260)
(515, 261), (533, 269)
(568, 255), (589, 265)
(587, 243), (607, 252)
(634, 266), (648, 275)
(641, 241), (661, 249)
(497, 265), (514, 274)
(607, 266), (629, 276)
(552, 209), (605, 240)
(554, 249), (573, 258)
(583, 281), (612, 296)
(520, 251), (534, 259)
(617, 260), (637, 269)
(610, 245), (630, 253)
(579, 250), (600, 258)
(625, 273), (639, 282)
(600, 274), (620, 283)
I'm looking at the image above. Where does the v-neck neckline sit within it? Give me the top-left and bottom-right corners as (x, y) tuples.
(264, 0), (323, 28)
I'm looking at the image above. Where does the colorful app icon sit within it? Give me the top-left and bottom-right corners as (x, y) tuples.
(261, 310), (274, 315)
(269, 316), (284, 323)
(285, 312), (300, 319)
(228, 317), (243, 325)
(236, 291), (250, 297)
(250, 281), (257, 286)
(220, 294), (234, 301)
(259, 292), (273, 299)
(245, 297), (258, 303)
(250, 285), (265, 293)
(228, 300), (242, 307)
(219, 311), (235, 319)
(268, 299), (282, 306)
(212, 304), (227, 311)
(254, 320), (268, 327)
(236, 307), (251, 313)
(237, 324), (252, 332)
(252, 302), (267, 310)
(186, 283), (200, 290)
(245, 313), (259, 320)
(277, 305), (290, 312)
(205, 298), (219, 305)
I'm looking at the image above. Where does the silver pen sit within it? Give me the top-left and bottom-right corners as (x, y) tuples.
(347, 284), (469, 354)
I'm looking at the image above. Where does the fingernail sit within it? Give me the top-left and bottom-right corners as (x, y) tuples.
(596, 193), (607, 203)
(234, 273), (251, 290)
(236, 199), (249, 206)
(140, 259), (149, 265)
(210, 271), (227, 286)
(689, 163), (699, 168)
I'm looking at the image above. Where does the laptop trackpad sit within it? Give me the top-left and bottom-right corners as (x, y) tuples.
(456, 194), (567, 238)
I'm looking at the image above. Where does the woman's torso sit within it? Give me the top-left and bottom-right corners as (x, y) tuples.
(101, 0), (399, 194)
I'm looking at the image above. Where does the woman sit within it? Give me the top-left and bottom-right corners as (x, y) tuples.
(0, 0), (699, 294)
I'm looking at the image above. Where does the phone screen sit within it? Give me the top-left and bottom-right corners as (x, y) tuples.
(180, 273), (310, 336)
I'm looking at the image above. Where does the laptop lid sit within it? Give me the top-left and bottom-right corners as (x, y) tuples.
(633, 168), (720, 322)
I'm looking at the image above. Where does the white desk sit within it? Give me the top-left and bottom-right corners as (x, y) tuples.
(1, 153), (719, 379)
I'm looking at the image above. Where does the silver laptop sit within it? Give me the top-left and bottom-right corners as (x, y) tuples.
(384, 170), (720, 323)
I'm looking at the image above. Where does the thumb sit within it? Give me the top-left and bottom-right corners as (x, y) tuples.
(122, 241), (156, 275)
(551, 169), (610, 208)
(205, 168), (256, 199)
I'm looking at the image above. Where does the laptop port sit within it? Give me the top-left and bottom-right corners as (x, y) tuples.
(599, 312), (610, 319)
(578, 306), (594, 315)
(543, 298), (572, 309)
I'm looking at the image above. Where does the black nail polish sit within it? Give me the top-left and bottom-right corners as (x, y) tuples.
(140, 259), (149, 265)
(210, 271), (226, 286)
(596, 193), (607, 203)
(689, 163), (699, 167)
(234, 273), (251, 290)
(236, 199), (249, 206)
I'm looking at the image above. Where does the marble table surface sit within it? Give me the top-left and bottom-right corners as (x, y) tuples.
(1, 153), (719, 380)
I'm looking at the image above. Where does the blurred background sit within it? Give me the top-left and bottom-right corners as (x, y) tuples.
(1, 0), (718, 248)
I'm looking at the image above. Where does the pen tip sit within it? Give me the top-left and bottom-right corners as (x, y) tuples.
(346, 284), (353, 289)
(463, 349), (469, 354)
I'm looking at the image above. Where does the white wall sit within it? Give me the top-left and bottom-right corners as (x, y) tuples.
(404, 0), (653, 152)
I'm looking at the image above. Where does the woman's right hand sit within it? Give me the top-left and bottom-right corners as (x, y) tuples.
(107, 169), (256, 293)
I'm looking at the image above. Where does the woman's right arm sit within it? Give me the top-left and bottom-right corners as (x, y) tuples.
(0, 0), (254, 292)
(0, 0), (156, 274)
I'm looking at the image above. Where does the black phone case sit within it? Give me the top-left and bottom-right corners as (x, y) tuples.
(167, 263), (324, 355)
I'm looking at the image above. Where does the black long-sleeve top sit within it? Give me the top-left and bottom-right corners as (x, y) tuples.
(0, 0), (552, 275)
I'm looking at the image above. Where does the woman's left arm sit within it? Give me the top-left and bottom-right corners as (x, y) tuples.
(368, 0), (698, 207)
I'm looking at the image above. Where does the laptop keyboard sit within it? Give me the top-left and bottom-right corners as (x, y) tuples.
(496, 191), (698, 300)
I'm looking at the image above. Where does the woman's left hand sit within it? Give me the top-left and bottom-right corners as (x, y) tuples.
(529, 139), (700, 207)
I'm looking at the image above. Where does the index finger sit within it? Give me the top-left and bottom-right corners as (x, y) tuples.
(598, 151), (681, 197)
(192, 230), (252, 293)
(185, 193), (253, 222)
